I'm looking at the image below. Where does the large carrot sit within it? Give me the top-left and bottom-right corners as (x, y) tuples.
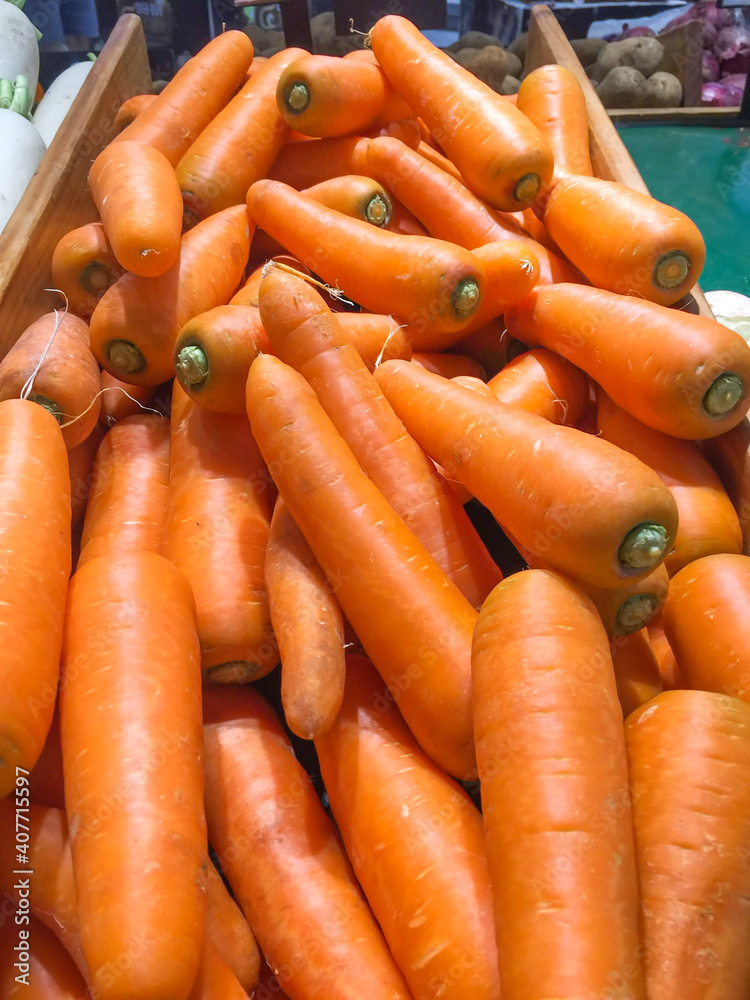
(462, 241), (541, 329)
(545, 176), (706, 305)
(626, 689), (750, 998)
(0, 312), (101, 448)
(246, 354), (477, 777)
(112, 31), (254, 165)
(98, 369), (158, 426)
(0, 401), (69, 798)
(89, 141), (183, 278)
(202, 685), (413, 1000)
(268, 133), (416, 189)
(472, 569), (643, 1000)
(247, 180), (485, 348)
(304, 174), (393, 227)
(647, 612), (685, 691)
(69, 423), (105, 532)
(413, 351), (484, 379)
(163, 387), (276, 682)
(265, 498), (345, 740)
(487, 347), (589, 425)
(662, 552), (750, 701)
(315, 655), (500, 1000)
(374, 360), (678, 589)
(516, 65), (593, 182)
(78, 413), (170, 568)
(611, 629), (662, 718)
(176, 48), (305, 223)
(703, 417), (750, 553)
(369, 16), (553, 210)
(597, 392), (742, 574)
(113, 91), (156, 132)
(505, 283), (750, 439)
(259, 270), (500, 608)
(90, 205), (251, 386)
(0, 913), (89, 1000)
(51, 222), (123, 320)
(205, 859), (261, 993)
(60, 550), (206, 1000)
(276, 54), (412, 137)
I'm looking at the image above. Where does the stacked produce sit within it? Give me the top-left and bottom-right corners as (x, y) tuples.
(2, 15), (750, 1000)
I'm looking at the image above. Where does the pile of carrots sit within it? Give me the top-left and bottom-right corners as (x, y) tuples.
(2, 13), (750, 1000)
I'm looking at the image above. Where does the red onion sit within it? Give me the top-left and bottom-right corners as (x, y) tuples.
(703, 49), (720, 81)
(619, 26), (656, 39)
(714, 27), (750, 75)
(702, 75), (746, 105)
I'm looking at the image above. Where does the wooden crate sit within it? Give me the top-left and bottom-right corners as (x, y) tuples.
(0, 15), (151, 356)
(526, 4), (712, 318)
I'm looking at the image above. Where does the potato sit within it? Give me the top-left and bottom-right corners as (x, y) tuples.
(447, 31), (499, 52)
(585, 63), (599, 80)
(465, 46), (509, 87)
(644, 71), (683, 107)
(244, 27), (284, 53)
(452, 46), (480, 67)
(571, 37), (608, 65)
(595, 37), (664, 80)
(596, 65), (648, 108)
(505, 51), (523, 78)
(500, 74), (521, 95)
(508, 31), (527, 61)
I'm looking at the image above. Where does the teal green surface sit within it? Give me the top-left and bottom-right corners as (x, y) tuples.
(619, 125), (750, 295)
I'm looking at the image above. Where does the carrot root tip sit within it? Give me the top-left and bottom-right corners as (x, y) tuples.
(615, 593), (659, 635)
(26, 393), (63, 425)
(452, 278), (480, 319)
(107, 339), (146, 377)
(205, 661), (266, 684)
(652, 250), (690, 291)
(285, 82), (310, 114)
(365, 194), (391, 228)
(703, 372), (744, 417)
(175, 343), (209, 390)
(618, 523), (669, 572)
(513, 173), (541, 205)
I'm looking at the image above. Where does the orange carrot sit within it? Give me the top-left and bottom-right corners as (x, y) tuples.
(98, 370), (158, 426)
(89, 141), (183, 277)
(487, 347), (589, 425)
(626, 689), (750, 998)
(265, 497), (345, 739)
(68, 423), (105, 531)
(60, 550), (205, 1000)
(374, 360), (678, 589)
(246, 354), (477, 777)
(413, 351), (484, 380)
(647, 612), (684, 691)
(247, 180), (485, 348)
(516, 64), (593, 182)
(231, 254), (308, 307)
(370, 16), (553, 209)
(597, 392), (742, 574)
(259, 269), (501, 608)
(316, 655), (501, 1000)
(303, 174), (393, 227)
(417, 139), (464, 181)
(386, 198), (428, 235)
(51, 223), (123, 320)
(0, 401), (70, 798)
(662, 553), (750, 700)
(0, 913), (89, 999)
(113, 92), (156, 132)
(505, 283), (750, 439)
(463, 240), (540, 330)
(703, 417), (750, 553)
(0, 312), (101, 448)
(364, 136), (581, 285)
(112, 31), (254, 165)
(268, 135), (389, 189)
(472, 569), (643, 1000)
(78, 413), (170, 568)
(450, 318), (512, 377)
(163, 387), (276, 682)
(177, 48), (305, 223)
(276, 54), (412, 137)
(543, 176), (706, 305)
(90, 205), (251, 386)
(610, 629), (662, 718)
(187, 939), (251, 1000)
(205, 859), (261, 993)
(203, 685), (413, 1000)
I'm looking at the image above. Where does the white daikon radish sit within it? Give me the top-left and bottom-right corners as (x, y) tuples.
(0, 108), (46, 233)
(0, 2), (39, 97)
(32, 59), (94, 146)
(705, 289), (750, 344)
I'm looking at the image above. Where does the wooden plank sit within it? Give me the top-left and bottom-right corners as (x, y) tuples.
(656, 20), (702, 108)
(0, 15), (151, 355)
(525, 5), (712, 319)
(610, 106), (739, 122)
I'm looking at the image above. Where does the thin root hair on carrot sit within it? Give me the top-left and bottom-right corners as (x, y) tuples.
(59, 386), (166, 430)
(348, 18), (372, 47)
(20, 291), (70, 401)
(374, 322), (406, 369)
(262, 259), (348, 301)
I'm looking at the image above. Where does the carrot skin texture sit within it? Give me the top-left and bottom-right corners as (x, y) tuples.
(204, 863), (261, 994)
(112, 31), (254, 165)
(98, 369), (158, 426)
(597, 393), (742, 575)
(662, 552), (750, 701)
(163, 388), (277, 681)
(413, 352), (484, 380)
(60, 551), (206, 1000)
(69, 423), (105, 531)
(0, 312), (101, 449)
(114, 92), (156, 132)
(187, 939), (250, 1000)
(516, 64), (593, 182)
(89, 141), (183, 277)
(627, 689), (750, 999)
(177, 48), (305, 221)
(202, 685), (414, 1000)
(374, 360), (678, 590)
(51, 222), (123, 320)
(610, 629), (662, 718)
(472, 570), (644, 1000)
(487, 347), (589, 425)
(0, 913), (90, 1000)
(505, 283), (750, 439)
(259, 269), (501, 607)
(90, 205), (251, 386)
(302, 174), (393, 226)
(246, 354), (477, 777)
(316, 655), (500, 1000)
(266, 498), (345, 740)
(703, 417), (750, 553)
(0, 401), (70, 798)
(648, 612), (685, 691)
(370, 16), (553, 210)
(78, 413), (170, 568)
